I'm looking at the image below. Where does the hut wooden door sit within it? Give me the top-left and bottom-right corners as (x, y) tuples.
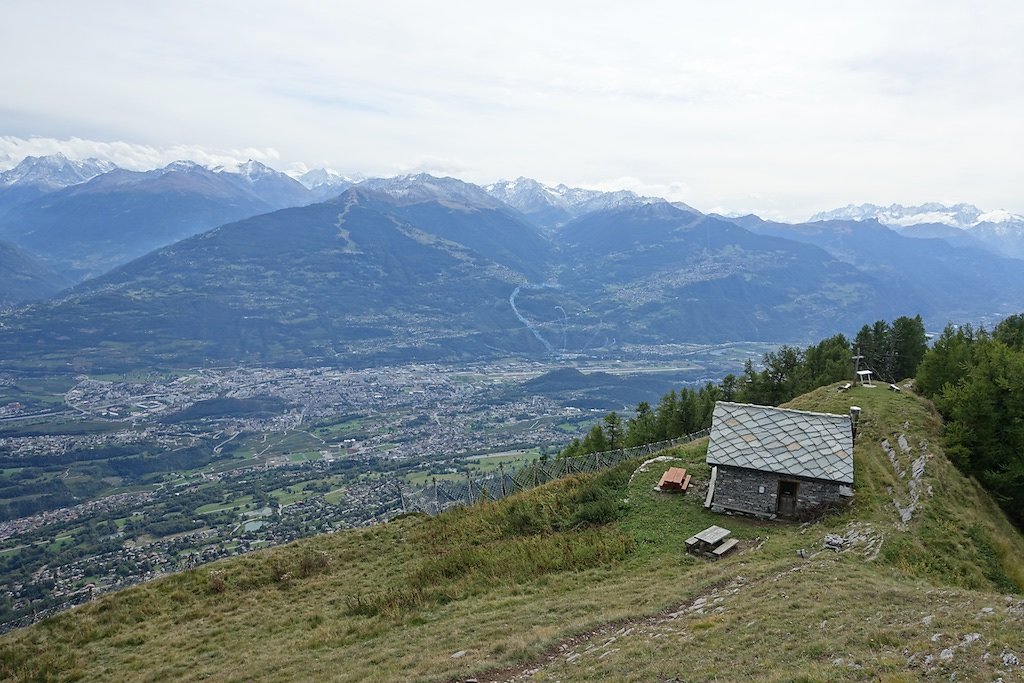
(776, 480), (799, 517)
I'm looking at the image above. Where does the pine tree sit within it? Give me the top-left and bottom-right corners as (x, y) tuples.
(625, 402), (656, 446)
(602, 412), (623, 450)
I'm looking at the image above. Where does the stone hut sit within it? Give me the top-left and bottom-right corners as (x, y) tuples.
(704, 401), (854, 519)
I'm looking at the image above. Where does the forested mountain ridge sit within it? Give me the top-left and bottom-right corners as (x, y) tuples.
(0, 190), (559, 371)
(0, 195), (905, 372)
(0, 239), (71, 305)
(733, 216), (1024, 317)
(556, 204), (903, 342)
(0, 168), (1021, 373)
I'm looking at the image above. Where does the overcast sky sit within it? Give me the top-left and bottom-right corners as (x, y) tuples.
(1, 1), (1021, 220)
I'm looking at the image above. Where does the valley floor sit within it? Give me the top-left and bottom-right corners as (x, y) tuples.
(0, 351), (771, 627)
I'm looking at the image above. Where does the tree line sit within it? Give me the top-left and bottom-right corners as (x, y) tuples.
(915, 314), (1024, 527)
(558, 315), (928, 459)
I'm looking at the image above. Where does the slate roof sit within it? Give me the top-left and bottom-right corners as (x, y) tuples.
(706, 401), (854, 484)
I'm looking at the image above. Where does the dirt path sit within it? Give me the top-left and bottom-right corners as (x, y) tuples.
(462, 571), (761, 683)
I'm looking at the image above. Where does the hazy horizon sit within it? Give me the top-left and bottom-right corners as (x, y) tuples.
(2, 2), (1022, 221)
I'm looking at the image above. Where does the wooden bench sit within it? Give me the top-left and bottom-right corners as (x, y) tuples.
(712, 538), (739, 557)
(838, 382), (852, 392)
(685, 535), (700, 548)
(681, 473), (691, 491)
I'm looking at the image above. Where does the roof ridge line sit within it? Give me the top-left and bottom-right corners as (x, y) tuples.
(715, 400), (851, 421)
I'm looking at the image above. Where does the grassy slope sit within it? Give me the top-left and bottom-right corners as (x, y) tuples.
(1, 384), (1023, 682)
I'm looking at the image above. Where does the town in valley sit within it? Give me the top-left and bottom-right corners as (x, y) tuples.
(0, 344), (766, 629)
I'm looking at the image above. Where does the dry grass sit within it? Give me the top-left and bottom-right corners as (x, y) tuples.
(522, 559), (1024, 682)
(1, 384), (1021, 682)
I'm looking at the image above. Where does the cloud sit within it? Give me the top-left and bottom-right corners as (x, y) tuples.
(393, 156), (473, 178)
(0, 3), (1021, 219)
(582, 177), (694, 204)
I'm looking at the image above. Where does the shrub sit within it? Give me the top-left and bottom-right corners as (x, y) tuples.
(207, 571), (226, 594)
(298, 549), (330, 578)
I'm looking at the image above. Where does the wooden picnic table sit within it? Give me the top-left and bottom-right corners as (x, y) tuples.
(695, 524), (731, 545)
(658, 467), (691, 491)
(686, 524), (737, 558)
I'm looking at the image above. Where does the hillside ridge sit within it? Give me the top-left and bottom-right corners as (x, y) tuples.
(0, 383), (1022, 682)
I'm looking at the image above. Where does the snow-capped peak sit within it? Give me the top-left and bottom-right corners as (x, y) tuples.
(160, 160), (207, 174)
(211, 159), (283, 181)
(485, 177), (662, 215)
(237, 159), (271, 178)
(546, 183), (607, 206)
(0, 153), (115, 189)
(356, 173), (503, 208)
(573, 188), (659, 213)
(485, 177), (573, 213)
(482, 176), (685, 228)
(297, 167), (357, 190)
(809, 202), (1023, 229)
(977, 209), (1019, 224)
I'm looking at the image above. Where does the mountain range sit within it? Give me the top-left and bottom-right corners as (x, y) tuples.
(0, 153), (115, 215)
(812, 202), (1024, 259)
(0, 159), (312, 282)
(732, 214), (1024, 319)
(0, 154), (1021, 371)
(483, 176), (682, 230)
